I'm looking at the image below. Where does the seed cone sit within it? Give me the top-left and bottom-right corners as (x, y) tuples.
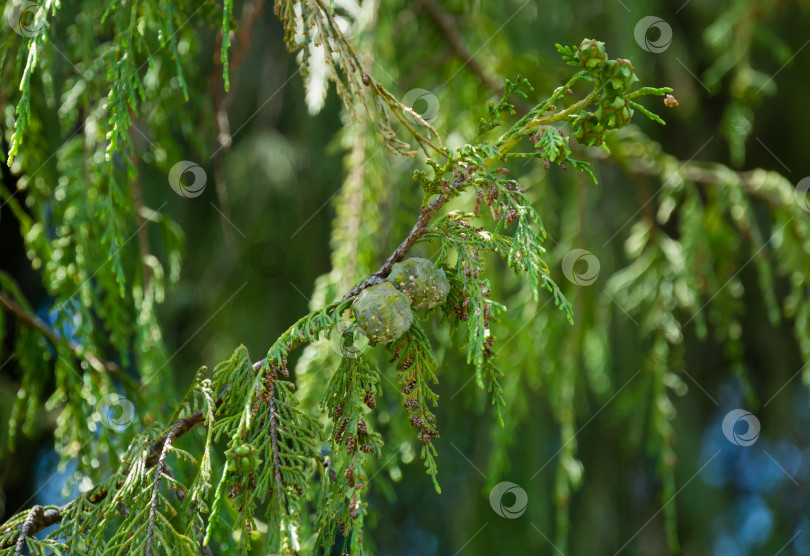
(352, 282), (413, 343)
(388, 258), (451, 312)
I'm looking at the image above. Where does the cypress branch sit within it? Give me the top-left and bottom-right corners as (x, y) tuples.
(0, 171), (465, 542)
(0, 16), (677, 551)
(0, 291), (122, 377)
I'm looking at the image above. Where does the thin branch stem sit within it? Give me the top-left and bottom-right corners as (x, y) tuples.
(0, 291), (124, 378)
(146, 423), (181, 556)
(417, 0), (503, 95)
(267, 381), (285, 504)
(209, 0), (268, 247)
(13, 505), (42, 556)
(341, 188), (453, 300)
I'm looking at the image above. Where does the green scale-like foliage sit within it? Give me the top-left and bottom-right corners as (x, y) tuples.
(315, 354), (383, 553)
(0, 0), (683, 549)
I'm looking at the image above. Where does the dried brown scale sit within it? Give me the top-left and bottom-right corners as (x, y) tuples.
(335, 416), (349, 443)
(350, 496), (359, 519)
(405, 399), (419, 410)
(228, 484), (241, 499)
(411, 416), (424, 429)
(449, 297), (467, 321)
(399, 355), (415, 372)
(357, 420), (368, 435)
(345, 434), (357, 453)
(402, 380), (415, 394)
(455, 219), (480, 230)
(363, 391), (376, 409)
(359, 444), (374, 453)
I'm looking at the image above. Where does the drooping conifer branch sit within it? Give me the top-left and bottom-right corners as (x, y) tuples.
(0, 291), (122, 377)
(0, 178), (460, 542)
(1, 33), (675, 553)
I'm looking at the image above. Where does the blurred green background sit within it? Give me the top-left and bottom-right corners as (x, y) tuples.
(2, 0), (810, 554)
